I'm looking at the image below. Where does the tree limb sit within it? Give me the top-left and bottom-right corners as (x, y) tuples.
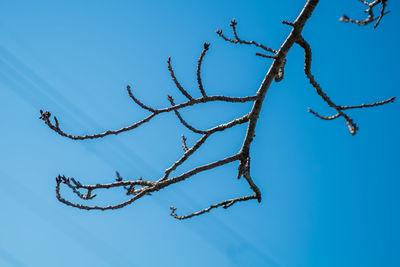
(41, 0), (394, 219)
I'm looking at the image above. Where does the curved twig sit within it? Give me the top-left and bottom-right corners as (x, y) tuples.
(40, 94), (258, 140)
(296, 36), (394, 134)
(197, 43), (209, 97)
(168, 57), (193, 100)
(297, 36), (359, 134)
(168, 95), (206, 134)
(216, 19), (277, 55)
(126, 85), (156, 113)
(308, 109), (341, 120)
(340, 0), (389, 28)
(170, 194), (257, 220)
(340, 97), (395, 110)
(56, 154), (241, 211)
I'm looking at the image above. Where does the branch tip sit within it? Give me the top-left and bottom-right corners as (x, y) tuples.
(181, 135), (188, 152)
(167, 57), (194, 100)
(115, 171), (122, 182)
(282, 20), (295, 26)
(340, 0), (389, 28)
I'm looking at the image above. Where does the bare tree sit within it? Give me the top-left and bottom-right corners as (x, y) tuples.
(40, 0), (393, 220)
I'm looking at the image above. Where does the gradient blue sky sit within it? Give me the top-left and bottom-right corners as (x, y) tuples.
(0, 1), (399, 266)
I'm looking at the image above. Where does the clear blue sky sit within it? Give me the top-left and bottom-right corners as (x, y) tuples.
(0, 1), (398, 266)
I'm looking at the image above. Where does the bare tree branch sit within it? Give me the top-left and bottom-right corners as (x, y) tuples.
(216, 18), (278, 55)
(340, 0), (390, 28)
(168, 95), (207, 134)
(197, 42), (210, 98)
(56, 154), (242, 211)
(126, 85), (156, 113)
(340, 97), (395, 110)
(39, 94), (258, 140)
(296, 36), (394, 135)
(170, 193), (258, 220)
(181, 135), (188, 152)
(167, 57), (193, 101)
(41, 0), (394, 219)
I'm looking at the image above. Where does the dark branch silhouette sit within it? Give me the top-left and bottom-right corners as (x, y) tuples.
(340, 0), (390, 28)
(40, 0), (394, 219)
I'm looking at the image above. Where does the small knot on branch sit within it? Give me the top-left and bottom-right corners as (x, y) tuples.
(339, 14), (350, 22)
(274, 58), (287, 82)
(39, 109), (51, 121)
(126, 184), (135, 195)
(56, 174), (66, 184)
(237, 155), (250, 179)
(181, 135), (188, 152)
(222, 200), (235, 209)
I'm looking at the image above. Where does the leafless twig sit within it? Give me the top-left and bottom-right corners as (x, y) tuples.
(340, 0), (390, 28)
(216, 18), (277, 55)
(181, 135), (188, 152)
(296, 36), (394, 134)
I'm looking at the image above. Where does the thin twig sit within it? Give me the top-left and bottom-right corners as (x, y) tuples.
(170, 194), (257, 220)
(56, 154), (241, 211)
(197, 43), (209, 98)
(181, 135), (188, 152)
(308, 109), (340, 120)
(126, 85), (156, 113)
(255, 52), (276, 59)
(40, 94), (258, 140)
(168, 95), (206, 134)
(216, 19), (277, 55)
(340, 96), (395, 110)
(296, 36), (359, 134)
(340, 0), (390, 28)
(297, 36), (394, 134)
(167, 57), (193, 101)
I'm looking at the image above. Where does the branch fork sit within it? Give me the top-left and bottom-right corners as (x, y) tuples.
(41, 0), (394, 219)
(340, 0), (389, 28)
